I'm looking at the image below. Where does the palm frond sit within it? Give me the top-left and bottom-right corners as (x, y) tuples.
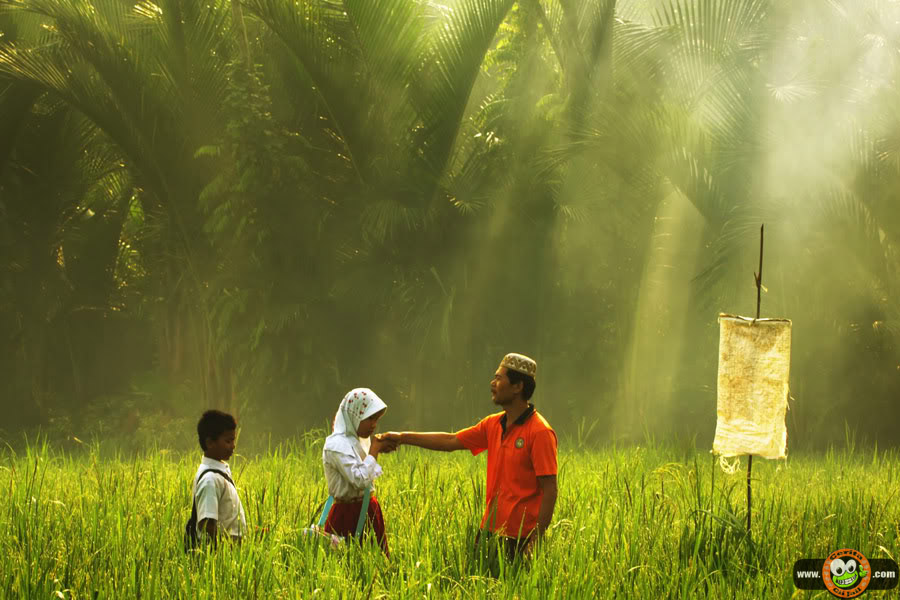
(612, 18), (674, 81)
(1, 0), (232, 184)
(244, 0), (367, 174)
(413, 0), (516, 180)
(653, 0), (769, 114)
(342, 0), (423, 93)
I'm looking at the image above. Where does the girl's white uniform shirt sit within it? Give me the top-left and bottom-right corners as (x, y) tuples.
(193, 456), (247, 538)
(323, 446), (382, 499)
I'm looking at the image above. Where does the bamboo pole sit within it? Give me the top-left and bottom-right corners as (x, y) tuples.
(748, 224), (764, 535)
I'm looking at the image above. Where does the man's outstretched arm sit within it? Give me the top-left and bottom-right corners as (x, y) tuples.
(381, 431), (465, 452)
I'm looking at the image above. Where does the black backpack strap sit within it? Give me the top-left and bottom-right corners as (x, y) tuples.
(191, 469), (236, 527)
(196, 468), (235, 489)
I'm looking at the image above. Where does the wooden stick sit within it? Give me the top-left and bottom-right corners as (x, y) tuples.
(748, 224), (764, 535)
(747, 455), (752, 534)
(755, 224), (764, 320)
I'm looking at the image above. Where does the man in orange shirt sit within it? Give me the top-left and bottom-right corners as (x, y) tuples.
(382, 353), (558, 559)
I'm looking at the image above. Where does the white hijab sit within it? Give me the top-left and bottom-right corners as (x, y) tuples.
(323, 388), (387, 459)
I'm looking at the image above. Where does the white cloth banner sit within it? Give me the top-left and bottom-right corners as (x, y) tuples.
(713, 315), (791, 459)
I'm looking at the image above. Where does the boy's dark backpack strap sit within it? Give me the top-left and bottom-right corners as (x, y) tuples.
(197, 468), (235, 489)
(184, 468), (235, 551)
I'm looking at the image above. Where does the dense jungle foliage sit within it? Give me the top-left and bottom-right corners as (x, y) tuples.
(1, 0), (898, 447)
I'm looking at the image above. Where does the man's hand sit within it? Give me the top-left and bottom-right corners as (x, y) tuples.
(379, 432), (403, 447)
(370, 434), (400, 456)
(379, 435), (400, 453)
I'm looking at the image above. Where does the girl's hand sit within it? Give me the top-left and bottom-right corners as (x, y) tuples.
(371, 434), (399, 456)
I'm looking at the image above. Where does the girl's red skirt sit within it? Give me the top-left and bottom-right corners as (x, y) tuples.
(323, 496), (389, 556)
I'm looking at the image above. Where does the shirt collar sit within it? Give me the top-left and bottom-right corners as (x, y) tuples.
(201, 455), (231, 473)
(500, 403), (535, 434)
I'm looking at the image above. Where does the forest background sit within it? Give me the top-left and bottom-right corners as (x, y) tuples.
(1, 0), (898, 451)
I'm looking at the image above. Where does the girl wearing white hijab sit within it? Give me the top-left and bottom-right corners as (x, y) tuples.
(322, 387), (393, 554)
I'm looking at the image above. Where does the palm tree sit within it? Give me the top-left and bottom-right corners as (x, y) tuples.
(607, 0), (900, 444)
(0, 79), (135, 426)
(239, 0), (528, 426)
(0, 0), (239, 412)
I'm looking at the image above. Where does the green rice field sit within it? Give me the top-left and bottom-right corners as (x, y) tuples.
(2, 435), (899, 598)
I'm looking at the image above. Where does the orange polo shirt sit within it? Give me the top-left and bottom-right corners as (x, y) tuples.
(456, 405), (557, 538)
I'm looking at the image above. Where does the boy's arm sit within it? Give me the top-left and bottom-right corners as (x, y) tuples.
(195, 476), (223, 546)
(199, 518), (218, 546)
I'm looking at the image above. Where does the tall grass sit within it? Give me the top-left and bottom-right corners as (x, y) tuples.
(1, 437), (898, 598)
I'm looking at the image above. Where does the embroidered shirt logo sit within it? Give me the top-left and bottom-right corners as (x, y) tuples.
(515, 437), (525, 449)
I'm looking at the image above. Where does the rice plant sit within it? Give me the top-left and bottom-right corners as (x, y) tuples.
(1, 437), (898, 598)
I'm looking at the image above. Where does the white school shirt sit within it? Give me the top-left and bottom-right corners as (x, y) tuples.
(193, 456), (247, 538)
(323, 446), (382, 499)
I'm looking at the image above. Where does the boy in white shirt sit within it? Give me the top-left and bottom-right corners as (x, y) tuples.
(192, 410), (247, 547)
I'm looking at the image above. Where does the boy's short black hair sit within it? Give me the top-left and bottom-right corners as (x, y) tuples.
(505, 369), (536, 401)
(197, 410), (237, 450)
